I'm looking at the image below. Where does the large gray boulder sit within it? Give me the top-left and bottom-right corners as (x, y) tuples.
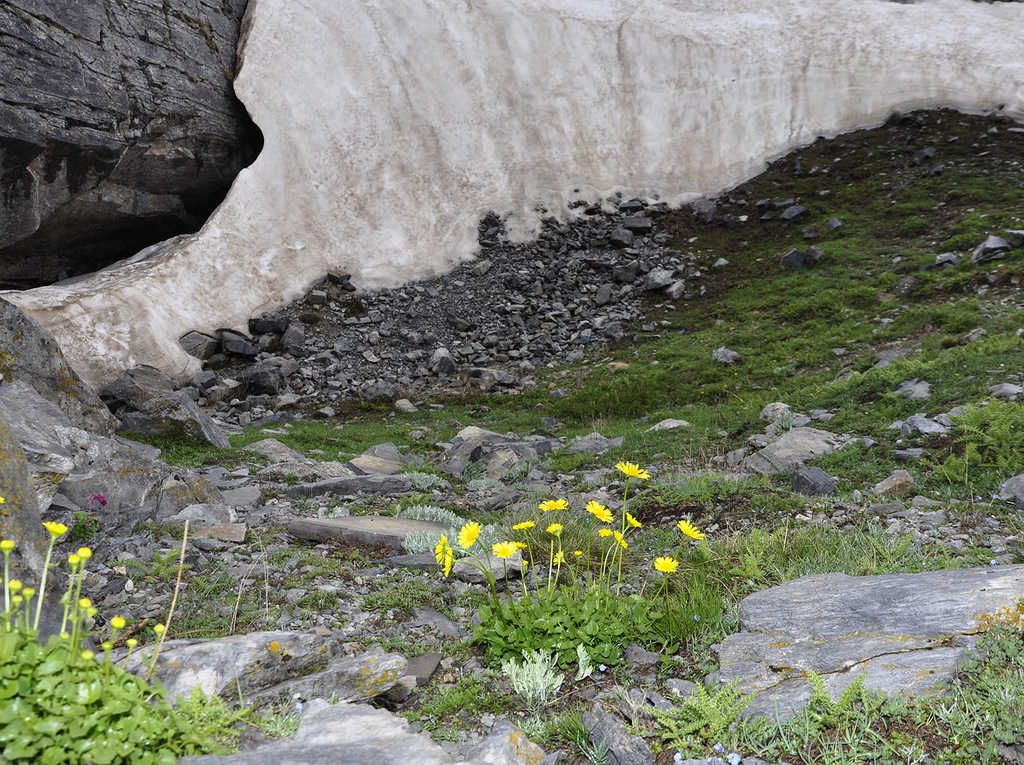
(0, 404), (64, 637)
(714, 565), (1024, 721)
(0, 296), (116, 435)
(0, 380), (223, 538)
(179, 699), (477, 765)
(739, 427), (848, 475)
(0, 0), (260, 287)
(116, 631), (407, 705)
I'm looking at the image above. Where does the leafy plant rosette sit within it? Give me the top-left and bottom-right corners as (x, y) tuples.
(0, 504), (229, 764)
(434, 462), (708, 667)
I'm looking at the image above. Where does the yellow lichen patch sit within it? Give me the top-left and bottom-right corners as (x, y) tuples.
(268, 640), (282, 653)
(976, 600), (1024, 630)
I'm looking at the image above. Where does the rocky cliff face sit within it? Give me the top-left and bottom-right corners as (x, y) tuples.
(4, 0), (1024, 391)
(0, 0), (261, 288)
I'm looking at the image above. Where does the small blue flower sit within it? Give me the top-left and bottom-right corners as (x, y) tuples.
(727, 754), (742, 765)
(673, 754), (683, 764)
(599, 664), (607, 672)
(693, 614), (701, 622)
(990, 559), (998, 566)
(713, 743), (726, 755)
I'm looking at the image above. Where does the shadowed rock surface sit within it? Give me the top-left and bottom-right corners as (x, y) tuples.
(0, 0), (261, 287)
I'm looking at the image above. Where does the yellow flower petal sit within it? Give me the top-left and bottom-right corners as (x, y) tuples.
(538, 499), (569, 512)
(42, 521), (68, 537)
(457, 522), (481, 550)
(615, 461), (651, 480)
(546, 523), (563, 535)
(512, 521), (536, 530)
(598, 528), (613, 538)
(552, 551), (565, 565)
(677, 520), (705, 540)
(654, 556), (679, 574)
(434, 535), (454, 577)
(492, 541), (518, 558)
(585, 501), (614, 524)
(613, 531), (628, 549)
(625, 512), (642, 528)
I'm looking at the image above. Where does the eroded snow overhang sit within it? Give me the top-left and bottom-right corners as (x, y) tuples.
(4, 0), (1023, 390)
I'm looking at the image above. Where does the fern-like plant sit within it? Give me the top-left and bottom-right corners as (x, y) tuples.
(653, 680), (752, 752)
(802, 671), (887, 734)
(932, 401), (1024, 489)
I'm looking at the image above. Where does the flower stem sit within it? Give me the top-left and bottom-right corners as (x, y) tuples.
(33, 536), (57, 632)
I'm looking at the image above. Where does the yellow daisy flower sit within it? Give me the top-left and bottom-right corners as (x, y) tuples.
(434, 535), (454, 577)
(677, 520), (705, 540)
(512, 521), (536, 530)
(457, 522), (481, 549)
(546, 523), (563, 535)
(613, 531), (628, 549)
(0, 540), (14, 552)
(654, 556), (679, 574)
(492, 541), (518, 558)
(598, 528), (613, 538)
(615, 461), (651, 480)
(552, 551), (565, 565)
(586, 501), (614, 524)
(539, 499), (569, 512)
(42, 521), (68, 537)
(625, 512), (642, 528)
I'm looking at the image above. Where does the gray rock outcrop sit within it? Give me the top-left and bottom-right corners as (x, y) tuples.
(0, 380), (223, 540)
(714, 565), (1024, 721)
(0, 296), (116, 435)
(0, 405), (64, 637)
(0, 0), (260, 287)
(739, 427), (848, 475)
(179, 698), (475, 765)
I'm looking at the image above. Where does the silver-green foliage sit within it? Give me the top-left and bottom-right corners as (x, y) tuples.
(466, 477), (504, 491)
(397, 504), (466, 526)
(407, 472), (449, 491)
(574, 644), (594, 682)
(501, 650), (565, 711)
(399, 505), (466, 557)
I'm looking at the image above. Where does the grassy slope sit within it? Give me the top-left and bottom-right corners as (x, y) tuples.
(132, 109), (1024, 763)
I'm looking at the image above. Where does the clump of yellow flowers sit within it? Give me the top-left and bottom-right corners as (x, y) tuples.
(433, 463), (707, 668)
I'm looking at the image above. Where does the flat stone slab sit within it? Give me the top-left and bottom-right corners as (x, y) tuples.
(288, 515), (448, 550)
(739, 427), (848, 475)
(346, 455), (405, 475)
(715, 565), (1024, 721)
(285, 473), (413, 498)
(179, 699), (468, 765)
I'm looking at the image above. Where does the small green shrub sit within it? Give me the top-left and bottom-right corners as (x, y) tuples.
(0, 520), (233, 764)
